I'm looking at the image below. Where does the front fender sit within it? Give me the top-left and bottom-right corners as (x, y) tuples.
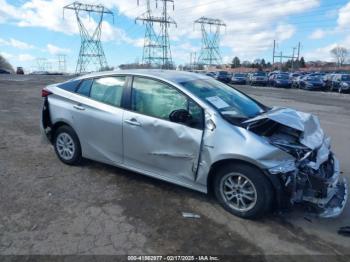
(196, 115), (295, 186)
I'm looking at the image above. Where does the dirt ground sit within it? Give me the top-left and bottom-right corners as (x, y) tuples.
(0, 74), (349, 259)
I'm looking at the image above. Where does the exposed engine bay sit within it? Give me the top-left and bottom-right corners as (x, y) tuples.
(244, 107), (348, 217)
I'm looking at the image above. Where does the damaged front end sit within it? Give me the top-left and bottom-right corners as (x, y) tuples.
(244, 107), (348, 218)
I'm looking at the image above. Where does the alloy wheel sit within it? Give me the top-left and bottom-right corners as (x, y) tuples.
(56, 132), (75, 161)
(220, 172), (257, 212)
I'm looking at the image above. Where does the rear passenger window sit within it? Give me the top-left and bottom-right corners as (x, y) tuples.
(90, 76), (126, 107)
(76, 79), (92, 97)
(58, 80), (80, 92)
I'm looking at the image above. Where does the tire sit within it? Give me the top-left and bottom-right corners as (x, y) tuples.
(213, 163), (273, 219)
(54, 125), (82, 165)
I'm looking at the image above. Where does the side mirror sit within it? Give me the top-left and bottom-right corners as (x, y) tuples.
(169, 109), (192, 124)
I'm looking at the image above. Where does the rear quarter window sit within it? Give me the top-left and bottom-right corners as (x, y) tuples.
(76, 79), (93, 97)
(57, 80), (81, 92)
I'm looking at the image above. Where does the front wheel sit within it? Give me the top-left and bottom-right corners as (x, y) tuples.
(213, 164), (273, 219)
(54, 125), (82, 165)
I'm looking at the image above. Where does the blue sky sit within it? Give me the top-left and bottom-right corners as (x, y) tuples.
(1, 0), (350, 72)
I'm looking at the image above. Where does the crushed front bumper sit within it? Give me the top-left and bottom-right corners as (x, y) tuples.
(318, 176), (348, 218)
(302, 157), (348, 218)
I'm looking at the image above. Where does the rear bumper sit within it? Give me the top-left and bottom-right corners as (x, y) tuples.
(340, 87), (350, 93)
(304, 85), (326, 91)
(251, 79), (267, 85)
(40, 115), (51, 145)
(274, 82), (291, 88)
(40, 98), (52, 145)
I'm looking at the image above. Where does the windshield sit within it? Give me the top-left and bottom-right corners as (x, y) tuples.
(234, 73), (246, 77)
(307, 76), (321, 81)
(179, 78), (265, 120)
(277, 74), (289, 79)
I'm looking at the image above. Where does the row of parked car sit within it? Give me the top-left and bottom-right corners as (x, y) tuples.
(205, 71), (350, 93)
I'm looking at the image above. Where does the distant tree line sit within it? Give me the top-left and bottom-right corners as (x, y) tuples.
(230, 56), (306, 71)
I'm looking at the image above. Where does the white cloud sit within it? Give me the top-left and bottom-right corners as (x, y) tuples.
(0, 38), (35, 49)
(171, 42), (200, 63)
(311, 2), (350, 41)
(304, 1), (350, 62)
(18, 54), (35, 62)
(304, 35), (350, 62)
(0, 51), (14, 60)
(9, 38), (35, 49)
(160, 0), (317, 59)
(0, 0), (20, 22)
(304, 44), (337, 62)
(337, 1), (350, 30)
(221, 24), (296, 60)
(1, 52), (36, 63)
(309, 29), (326, 40)
(47, 44), (70, 55)
(0, 0), (321, 61)
(0, 0), (143, 48)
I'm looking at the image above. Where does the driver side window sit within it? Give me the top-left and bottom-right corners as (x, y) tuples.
(131, 77), (203, 129)
(132, 77), (187, 120)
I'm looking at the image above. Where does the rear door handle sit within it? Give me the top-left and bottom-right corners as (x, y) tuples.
(73, 104), (85, 111)
(124, 118), (141, 127)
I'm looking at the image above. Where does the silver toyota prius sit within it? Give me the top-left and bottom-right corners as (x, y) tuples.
(41, 70), (348, 219)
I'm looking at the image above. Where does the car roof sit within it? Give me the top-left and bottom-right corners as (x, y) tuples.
(73, 69), (210, 84)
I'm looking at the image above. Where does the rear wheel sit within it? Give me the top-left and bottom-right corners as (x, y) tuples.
(54, 125), (82, 165)
(213, 164), (273, 219)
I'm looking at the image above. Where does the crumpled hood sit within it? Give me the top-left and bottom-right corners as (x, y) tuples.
(245, 107), (325, 150)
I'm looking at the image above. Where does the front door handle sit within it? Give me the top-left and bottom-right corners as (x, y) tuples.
(124, 118), (141, 127)
(73, 104), (85, 111)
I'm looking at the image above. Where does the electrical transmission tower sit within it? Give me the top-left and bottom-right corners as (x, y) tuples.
(194, 17), (226, 67)
(57, 54), (67, 73)
(136, 0), (176, 69)
(136, 0), (162, 66)
(63, 2), (114, 74)
(36, 58), (50, 71)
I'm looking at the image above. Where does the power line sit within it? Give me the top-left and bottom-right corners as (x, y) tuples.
(174, 0), (340, 18)
(170, 0), (342, 27)
(273, 40), (301, 70)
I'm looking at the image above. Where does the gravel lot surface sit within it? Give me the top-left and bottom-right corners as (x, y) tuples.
(0, 74), (349, 259)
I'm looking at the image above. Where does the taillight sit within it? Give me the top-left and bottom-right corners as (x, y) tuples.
(42, 88), (52, 97)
